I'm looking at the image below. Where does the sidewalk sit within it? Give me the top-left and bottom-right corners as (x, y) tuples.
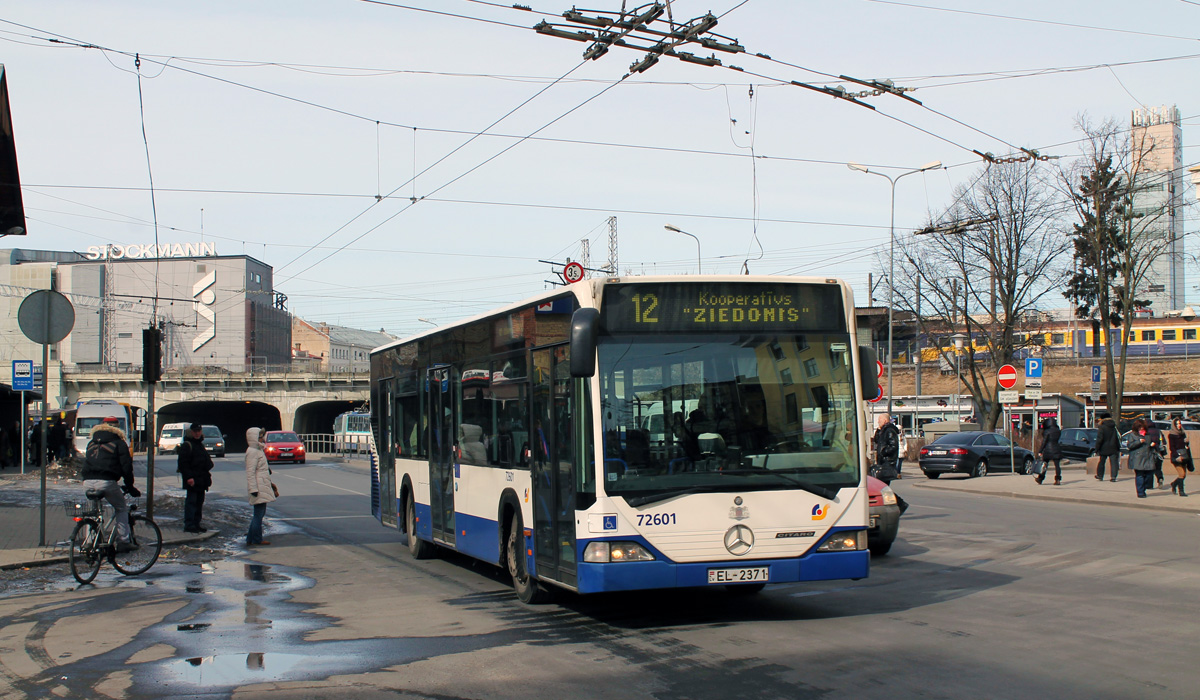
(0, 470), (216, 570)
(905, 467), (1200, 514)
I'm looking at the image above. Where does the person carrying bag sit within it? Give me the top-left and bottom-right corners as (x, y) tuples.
(244, 427), (277, 545)
(1166, 418), (1190, 497)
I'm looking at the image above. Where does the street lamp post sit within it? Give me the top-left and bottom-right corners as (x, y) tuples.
(848, 160), (943, 412)
(664, 224), (701, 274)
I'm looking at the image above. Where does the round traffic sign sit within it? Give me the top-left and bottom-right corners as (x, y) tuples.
(563, 262), (585, 283)
(876, 359), (884, 379)
(868, 386), (883, 403)
(997, 364), (1018, 389)
(18, 290), (75, 345)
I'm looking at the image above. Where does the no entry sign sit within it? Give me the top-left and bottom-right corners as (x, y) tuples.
(997, 364), (1018, 389)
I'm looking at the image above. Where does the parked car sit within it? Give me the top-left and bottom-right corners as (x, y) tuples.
(918, 431), (1035, 478)
(202, 425), (226, 458)
(1058, 427), (1098, 462)
(264, 430), (306, 464)
(867, 475), (901, 556)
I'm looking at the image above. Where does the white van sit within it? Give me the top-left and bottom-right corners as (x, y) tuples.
(158, 422), (189, 454)
(73, 400), (131, 455)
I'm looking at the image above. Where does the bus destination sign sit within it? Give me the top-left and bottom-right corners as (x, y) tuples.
(601, 282), (846, 333)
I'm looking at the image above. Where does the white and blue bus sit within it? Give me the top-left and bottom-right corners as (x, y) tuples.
(369, 276), (879, 603)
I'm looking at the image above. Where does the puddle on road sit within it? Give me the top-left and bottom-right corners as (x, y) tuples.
(172, 652), (310, 687)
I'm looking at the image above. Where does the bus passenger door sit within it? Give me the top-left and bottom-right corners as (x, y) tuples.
(531, 345), (577, 587)
(427, 366), (456, 545)
(378, 379), (398, 526)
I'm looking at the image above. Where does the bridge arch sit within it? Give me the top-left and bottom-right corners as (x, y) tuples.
(157, 400), (281, 453)
(293, 399), (365, 435)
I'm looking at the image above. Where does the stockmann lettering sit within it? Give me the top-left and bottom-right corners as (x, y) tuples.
(85, 242), (218, 260)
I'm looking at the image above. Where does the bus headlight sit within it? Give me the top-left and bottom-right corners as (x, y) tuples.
(583, 541), (655, 563)
(817, 531), (867, 552)
(880, 486), (897, 506)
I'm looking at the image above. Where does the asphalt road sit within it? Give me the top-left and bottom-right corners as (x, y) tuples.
(0, 458), (1195, 699)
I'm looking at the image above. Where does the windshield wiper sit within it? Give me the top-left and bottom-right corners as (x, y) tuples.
(624, 484), (732, 507)
(715, 470), (840, 500)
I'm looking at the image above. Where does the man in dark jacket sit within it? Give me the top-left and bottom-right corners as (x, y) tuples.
(177, 422), (214, 533)
(81, 416), (139, 551)
(1145, 420), (1166, 488)
(872, 413), (900, 483)
(1095, 413), (1121, 481)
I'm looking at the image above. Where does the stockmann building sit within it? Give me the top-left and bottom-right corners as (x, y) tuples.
(0, 244), (291, 411)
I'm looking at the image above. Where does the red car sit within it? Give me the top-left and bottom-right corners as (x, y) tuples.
(867, 475), (902, 556)
(264, 431), (306, 464)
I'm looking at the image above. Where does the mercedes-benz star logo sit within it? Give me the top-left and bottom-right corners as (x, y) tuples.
(724, 524), (755, 556)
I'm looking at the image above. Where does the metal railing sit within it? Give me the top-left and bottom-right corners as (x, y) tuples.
(297, 434), (371, 457)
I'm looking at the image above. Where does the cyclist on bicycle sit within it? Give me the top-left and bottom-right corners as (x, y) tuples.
(81, 416), (140, 552)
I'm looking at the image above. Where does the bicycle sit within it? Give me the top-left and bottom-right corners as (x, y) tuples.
(66, 487), (163, 585)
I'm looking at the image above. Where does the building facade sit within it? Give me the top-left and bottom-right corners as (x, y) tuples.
(292, 318), (394, 373)
(0, 245), (292, 409)
(1130, 105), (1186, 313)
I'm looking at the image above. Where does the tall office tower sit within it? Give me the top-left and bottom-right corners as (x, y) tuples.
(1130, 105), (1185, 313)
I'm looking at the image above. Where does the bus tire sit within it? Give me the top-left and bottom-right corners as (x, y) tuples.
(406, 493), (435, 560)
(506, 512), (551, 604)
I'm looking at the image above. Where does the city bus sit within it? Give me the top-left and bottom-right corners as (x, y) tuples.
(333, 410), (371, 453)
(369, 276), (879, 603)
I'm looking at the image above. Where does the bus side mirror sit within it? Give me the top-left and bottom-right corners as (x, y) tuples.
(859, 346), (880, 402)
(570, 308), (600, 378)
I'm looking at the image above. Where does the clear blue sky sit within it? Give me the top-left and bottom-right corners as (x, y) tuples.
(2, 0), (1197, 335)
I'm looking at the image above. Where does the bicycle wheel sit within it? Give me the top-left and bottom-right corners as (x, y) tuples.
(69, 520), (103, 585)
(111, 515), (162, 576)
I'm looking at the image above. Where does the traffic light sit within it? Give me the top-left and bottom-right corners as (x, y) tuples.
(142, 326), (162, 383)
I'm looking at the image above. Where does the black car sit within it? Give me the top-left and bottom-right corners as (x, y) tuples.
(1058, 427), (1098, 462)
(918, 431), (1035, 478)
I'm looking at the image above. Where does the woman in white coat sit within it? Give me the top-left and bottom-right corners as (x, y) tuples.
(245, 427), (276, 545)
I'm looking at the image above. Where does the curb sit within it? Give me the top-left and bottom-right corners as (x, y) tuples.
(909, 480), (1200, 515)
(0, 529), (220, 571)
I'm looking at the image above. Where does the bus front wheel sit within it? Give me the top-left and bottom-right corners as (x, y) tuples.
(406, 494), (435, 560)
(507, 512), (551, 604)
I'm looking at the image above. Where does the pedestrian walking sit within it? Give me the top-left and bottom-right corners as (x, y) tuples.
(1166, 418), (1191, 498)
(1146, 419), (1166, 488)
(1095, 412), (1121, 482)
(1126, 419), (1161, 499)
(895, 424), (908, 479)
(80, 416), (139, 551)
(871, 413), (899, 484)
(49, 419), (69, 463)
(177, 422), (214, 533)
(244, 427), (276, 546)
(1035, 416), (1063, 485)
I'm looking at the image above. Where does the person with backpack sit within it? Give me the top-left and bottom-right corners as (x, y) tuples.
(177, 422), (214, 534)
(80, 416), (139, 552)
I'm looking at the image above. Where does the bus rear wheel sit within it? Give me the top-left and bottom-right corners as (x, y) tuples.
(406, 493), (434, 560)
(506, 512), (551, 604)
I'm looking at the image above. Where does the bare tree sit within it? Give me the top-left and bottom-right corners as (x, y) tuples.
(1062, 116), (1188, 422)
(890, 160), (1069, 430)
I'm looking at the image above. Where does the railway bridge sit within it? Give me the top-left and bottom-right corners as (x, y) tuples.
(61, 368), (370, 453)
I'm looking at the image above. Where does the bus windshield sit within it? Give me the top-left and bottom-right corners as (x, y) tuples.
(597, 333), (860, 501)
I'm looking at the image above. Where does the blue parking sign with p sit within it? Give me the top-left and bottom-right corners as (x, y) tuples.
(1025, 358), (1042, 378)
(1092, 365), (1101, 383)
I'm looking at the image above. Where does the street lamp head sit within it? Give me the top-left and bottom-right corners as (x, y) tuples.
(847, 162), (868, 173)
(920, 160), (943, 171)
(664, 224), (682, 233)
